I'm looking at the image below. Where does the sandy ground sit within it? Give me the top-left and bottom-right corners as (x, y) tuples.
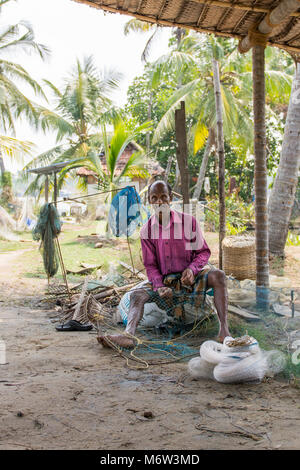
(1, 248), (300, 450)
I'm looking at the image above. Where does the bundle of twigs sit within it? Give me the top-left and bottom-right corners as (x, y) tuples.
(56, 279), (140, 326)
(58, 292), (115, 325)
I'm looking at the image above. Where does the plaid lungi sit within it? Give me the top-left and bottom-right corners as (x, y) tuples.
(145, 265), (214, 320)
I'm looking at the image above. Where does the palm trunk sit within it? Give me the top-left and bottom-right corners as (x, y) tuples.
(212, 58), (226, 270)
(175, 101), (189, 206)
(165, 154), (173, 182)
(146, 92), (153, 154)
(193, 128), (214, 200)
(252, 45), (269, 307)
(268, 62), (300, 256)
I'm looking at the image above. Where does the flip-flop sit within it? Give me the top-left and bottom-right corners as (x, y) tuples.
(55, 320), (93, 332)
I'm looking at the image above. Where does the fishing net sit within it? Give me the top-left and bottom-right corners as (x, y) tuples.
(16, 197), (36, 231)
(51, 276), (216, 369)
(32, 203), (62, 278)
(0, 204), (18, 241)
(188, 335), (286, 384)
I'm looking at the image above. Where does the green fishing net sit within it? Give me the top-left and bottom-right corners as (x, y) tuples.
(32, 203), (62, 278)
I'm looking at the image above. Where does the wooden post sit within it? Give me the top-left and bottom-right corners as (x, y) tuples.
(53, 172), (57, 208)
(175, 101), (190, 208)
(252, 44), (270, 308)
(212, 58), (226, 270)
(45, 175), (49, 203)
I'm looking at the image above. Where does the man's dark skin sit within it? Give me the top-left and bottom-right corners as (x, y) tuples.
(98, 181), (230, 349)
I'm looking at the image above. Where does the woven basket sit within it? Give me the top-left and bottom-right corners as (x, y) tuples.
(222, 235), (256, 280)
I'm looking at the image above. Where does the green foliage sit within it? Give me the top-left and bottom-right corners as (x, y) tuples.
(1, 170), (12, 187)
(0, 170), (14, 209)
(0, 5), (49, 135)
(226, 221), (247, 235)
(25, 57), (125, 197)
(123, 29), (293, 201)
(204, 193), (254, 232)
(286, 231), (300, 246)
(125, 65), (181, 181)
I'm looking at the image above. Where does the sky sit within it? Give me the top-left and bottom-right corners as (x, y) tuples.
(1, 0), (171, 172)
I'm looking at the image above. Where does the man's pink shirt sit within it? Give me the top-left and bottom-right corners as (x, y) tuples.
(140, 210), (211, 290)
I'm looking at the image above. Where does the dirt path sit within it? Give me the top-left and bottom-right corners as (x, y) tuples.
(1, 249), (300, 450)
(0, 248), (33, 273)
(1, 305), (300, 450)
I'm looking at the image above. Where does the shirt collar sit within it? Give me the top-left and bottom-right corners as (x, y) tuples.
(149, 209), (181, 230)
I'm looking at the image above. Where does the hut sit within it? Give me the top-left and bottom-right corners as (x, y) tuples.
(76, 143), (165, 194)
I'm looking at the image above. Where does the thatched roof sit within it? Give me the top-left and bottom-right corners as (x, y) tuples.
(72, 0), (300, 55)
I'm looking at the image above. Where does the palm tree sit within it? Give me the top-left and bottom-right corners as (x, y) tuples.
(57, 119), (151, 195)
(0, 135), (33, 175)
(152, 35), (253, 153)
(25, 56), (122, 192)
(124, 19), (164, 64)
(153, 34), (293, 195)
(0, 7), (50, 175)
(268, 62), (300, 256)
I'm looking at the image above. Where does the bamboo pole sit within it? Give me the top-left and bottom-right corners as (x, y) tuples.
(252, 45), (270, 309)
(55, 236), (72, 301)
(212, 59), (226, 271)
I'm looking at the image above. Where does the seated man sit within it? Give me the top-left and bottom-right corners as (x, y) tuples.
(98, 180), (230, 349)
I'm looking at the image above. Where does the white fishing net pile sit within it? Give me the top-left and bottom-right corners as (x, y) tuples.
(0, 204), (18, 241)
(188, 336), (286, 384)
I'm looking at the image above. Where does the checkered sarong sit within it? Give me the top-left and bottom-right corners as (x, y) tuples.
(146, 265), (213, 319)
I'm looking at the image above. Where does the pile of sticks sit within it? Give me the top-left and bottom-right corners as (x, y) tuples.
(56, 279), (140, 327)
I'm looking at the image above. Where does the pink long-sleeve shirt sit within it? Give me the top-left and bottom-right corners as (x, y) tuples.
(140, 209), (211, 290)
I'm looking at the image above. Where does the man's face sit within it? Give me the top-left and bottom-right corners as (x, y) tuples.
(149, 182), (172, 218)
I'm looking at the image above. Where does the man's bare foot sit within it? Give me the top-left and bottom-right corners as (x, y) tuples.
(217, 327), (231, 343)
(97, 334), (135, 349)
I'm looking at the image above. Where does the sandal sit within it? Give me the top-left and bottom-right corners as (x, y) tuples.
(55, 320), (93, 332)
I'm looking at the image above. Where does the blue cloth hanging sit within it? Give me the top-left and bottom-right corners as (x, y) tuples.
(108, 186), (150, 237)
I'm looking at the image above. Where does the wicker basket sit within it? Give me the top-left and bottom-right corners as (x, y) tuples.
(222, 235), (256, 280)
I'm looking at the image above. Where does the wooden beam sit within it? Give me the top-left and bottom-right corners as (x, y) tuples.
(175, 101), (190, 207)
(252, 44), (270, 308)
(45, 175), (49, 203)
(54, 172), (57, 207)
(239, 0), (300, 53)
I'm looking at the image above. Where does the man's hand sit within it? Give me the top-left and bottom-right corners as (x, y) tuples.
(181, 268), (194, 286)
(157, 287), (173, 299)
